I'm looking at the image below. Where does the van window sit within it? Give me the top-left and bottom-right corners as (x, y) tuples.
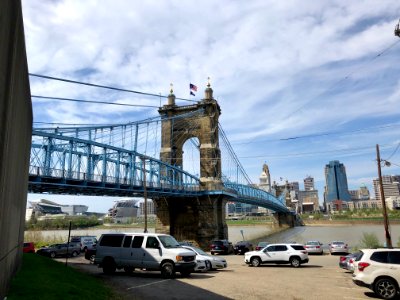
(123, 236), (132, 248)
(146, 236), (160, 249)
(132, 236), (144, 248)
(389, 251), (400, 264)
(99, 234), (124, 247)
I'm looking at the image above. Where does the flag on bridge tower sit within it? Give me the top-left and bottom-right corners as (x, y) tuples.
(190, 83), (197, 96)
(190, 83), (197, 91)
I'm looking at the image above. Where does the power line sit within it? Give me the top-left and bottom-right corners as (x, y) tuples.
(384, 141), (400, 161)
(234, 122), (400, 145)
(31, 95), (159, 108)
(29, 73), (197, 103)
(238, 144), (394, 159)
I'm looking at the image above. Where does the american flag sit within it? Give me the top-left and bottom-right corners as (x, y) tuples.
(190, 83), (197, 92)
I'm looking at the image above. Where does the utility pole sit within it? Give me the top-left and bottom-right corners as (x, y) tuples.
(142, 156), (148, 233)
(395, 19), (400, 37)
(376, 144), (392, 248)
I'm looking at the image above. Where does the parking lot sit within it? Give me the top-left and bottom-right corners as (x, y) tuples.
(59, 253), (376, 300)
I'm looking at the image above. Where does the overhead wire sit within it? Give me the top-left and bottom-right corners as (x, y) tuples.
(29, 73), (197, 103)
(32, 95), (159, 108)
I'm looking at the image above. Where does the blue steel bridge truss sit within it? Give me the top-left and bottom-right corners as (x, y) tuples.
(29, 120), (290, 213)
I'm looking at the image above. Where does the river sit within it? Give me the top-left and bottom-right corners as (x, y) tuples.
(26, 223), (400, 250)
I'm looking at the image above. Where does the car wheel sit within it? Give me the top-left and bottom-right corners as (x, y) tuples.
(290, 257), (301, 268)
(72, 251), (78, 257)
(211, 252), (214, 255)
(50, 252), (56, 258)
(250, 257), (261, 267)
(205, 260), (212, 271)
(89, 254), (95, 263)
(102, 258), (116, 275)
(374, 278), (398, 299)
(161, 262), (175, 279)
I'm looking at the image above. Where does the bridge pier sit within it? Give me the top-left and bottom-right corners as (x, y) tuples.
(153, 195), (228, 249)
(272, 212), (295, 228)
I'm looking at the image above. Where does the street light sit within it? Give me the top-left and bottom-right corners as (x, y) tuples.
(376, 144), (392, 248)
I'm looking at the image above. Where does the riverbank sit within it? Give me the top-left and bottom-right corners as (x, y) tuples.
(303, 218), (400, 226)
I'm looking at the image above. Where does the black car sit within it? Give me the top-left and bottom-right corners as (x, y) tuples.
(210, 240), (234, 255)
(233, 241), (253, 255)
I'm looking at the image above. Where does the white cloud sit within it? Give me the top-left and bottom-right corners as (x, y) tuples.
(22, 0), (400, 206)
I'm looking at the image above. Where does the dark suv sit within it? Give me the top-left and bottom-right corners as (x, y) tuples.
(233, 241), (254, 255)
(210, 240), (234, 255)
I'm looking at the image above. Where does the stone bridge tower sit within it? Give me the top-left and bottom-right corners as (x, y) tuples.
(153, 82), (227, 247)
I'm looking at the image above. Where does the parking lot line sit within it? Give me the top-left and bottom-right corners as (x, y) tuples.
(126, 279), (170, 290)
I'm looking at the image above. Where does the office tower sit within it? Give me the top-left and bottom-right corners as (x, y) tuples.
(373, 175), (400, 202)
(304, 176), (315, 191)
(324, 160), (351, 202)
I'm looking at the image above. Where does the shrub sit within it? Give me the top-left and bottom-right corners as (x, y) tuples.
(359, 232), (382, 248)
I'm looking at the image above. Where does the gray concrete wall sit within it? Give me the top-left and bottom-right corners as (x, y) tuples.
(0, 0), (32, 298)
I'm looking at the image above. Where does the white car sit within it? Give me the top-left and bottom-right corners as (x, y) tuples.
(353, 248), (400, 299)
(181, 245), (228, 270)
(244, 243), (309, 268)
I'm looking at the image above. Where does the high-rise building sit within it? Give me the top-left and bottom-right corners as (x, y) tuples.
(373, 175), (400, 202)
(324, 160), (351, 211)
(259, 163), (271, 193)
(304, 176), (315, 191)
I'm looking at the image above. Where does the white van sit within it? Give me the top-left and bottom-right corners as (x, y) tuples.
(94, 233), (196, 278)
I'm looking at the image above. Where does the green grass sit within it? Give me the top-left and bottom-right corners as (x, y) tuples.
(8, 254), (116, 300)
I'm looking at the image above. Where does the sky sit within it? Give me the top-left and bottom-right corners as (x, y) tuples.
(22, 1), (400, 213)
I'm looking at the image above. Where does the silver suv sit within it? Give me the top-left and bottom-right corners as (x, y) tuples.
(353, 248), (400, 299)
(244, 243), (309, 268)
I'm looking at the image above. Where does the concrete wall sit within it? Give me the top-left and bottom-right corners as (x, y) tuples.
(0, 0), (32, 298)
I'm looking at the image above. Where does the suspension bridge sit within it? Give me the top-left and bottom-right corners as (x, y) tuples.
(28, 83), (294, 246)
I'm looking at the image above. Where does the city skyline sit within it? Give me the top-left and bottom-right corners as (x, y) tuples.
(22, 1), (400, 211)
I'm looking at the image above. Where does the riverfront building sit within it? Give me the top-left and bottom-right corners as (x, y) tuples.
(372, 175), (400, 202)
(324, 160), (351, 212)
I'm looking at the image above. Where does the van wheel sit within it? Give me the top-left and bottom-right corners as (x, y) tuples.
(71, 251), (78, 257)
(161, 262), (175, 279)
(50, 252), (56, 258)
(103, 258), (116, 274)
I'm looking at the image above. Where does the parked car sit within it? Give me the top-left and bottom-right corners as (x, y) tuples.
(36, 243), (81, 258)
(23, 242), (35, 253)
(244, 243), (309, 268)
(339, 252), (362, 271)
(209, 240), (234, 255)
(181, 245), (227, 270)
(353, 248), (400, 299)
(233, 241), (254, 255)
(70, 235), (97, 252)
(304, 241), (324, 255)
(94, 233), (196, 278)
(255, 241), (269, 251)
(84, 246), (97, 263)
(329, 241), (349, 254)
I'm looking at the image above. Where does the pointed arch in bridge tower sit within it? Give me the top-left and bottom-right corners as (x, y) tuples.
(154, 83), (228, 247)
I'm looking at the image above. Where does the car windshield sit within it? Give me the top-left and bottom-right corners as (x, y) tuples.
(212, 241), (223, 245)
(332, 242), (344, 245)
(190, 246), (208, 255)
(307, 241), (319, 245)
(159, 235), (180, 248)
